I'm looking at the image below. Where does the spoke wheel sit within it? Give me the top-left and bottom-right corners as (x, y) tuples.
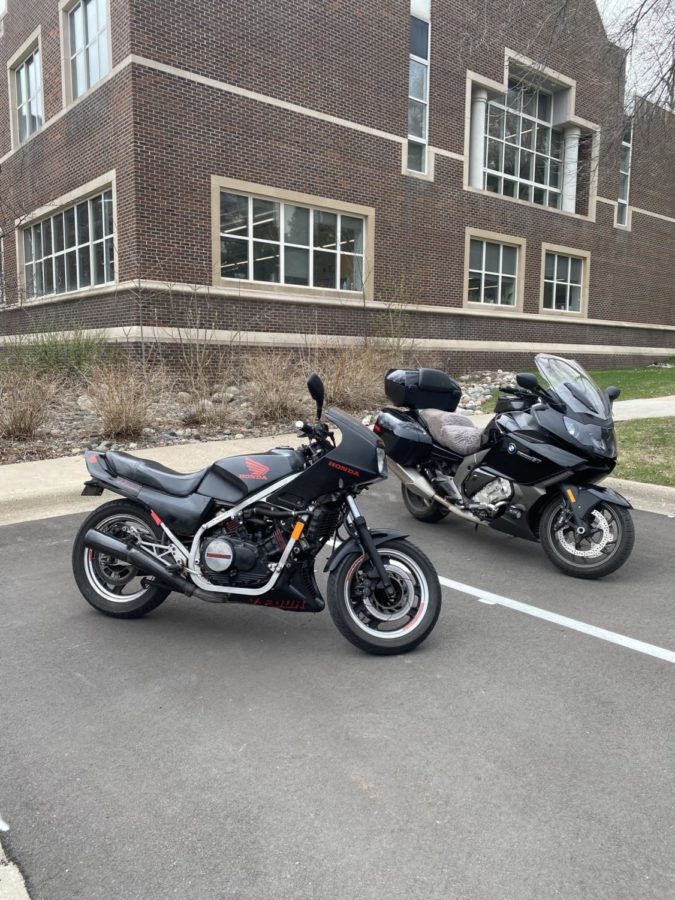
(539, 498), (635, 580)
(72, 500), (171, 618)
(327, 539), (441, 655)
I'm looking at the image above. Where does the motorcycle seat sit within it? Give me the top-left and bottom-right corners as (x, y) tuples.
(104, 451), (208, 497)
(418, 409), (483, 456)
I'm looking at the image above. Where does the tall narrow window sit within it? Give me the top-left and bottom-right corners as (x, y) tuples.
(15, 48), (43, 143)
(407, 8), (430, 173)
(484, 79), (563, 208)
(617, 121), (632, 226)
(68, 0), (109, 100)
(0, 1), (7, 17)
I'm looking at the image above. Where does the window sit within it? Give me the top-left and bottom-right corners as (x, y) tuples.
(0, 0), (7, 16)
(468, 237), (519, 307)
(485, 79), (563, 208)
(617, 122), (632, 226)
(22, 189), (114, 299)
(14, 47), (43, 143)
(219, 191), (364, 292)
(67, 0), (109, 100)
(543, 251), (583, 313)
(407, 13), (430, 173)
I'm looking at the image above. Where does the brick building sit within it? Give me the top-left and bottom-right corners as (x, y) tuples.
(0, 0), (673, 371)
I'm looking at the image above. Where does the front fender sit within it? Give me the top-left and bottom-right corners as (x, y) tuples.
(562, 482), (633, 523)
(324, 529), (408, 574)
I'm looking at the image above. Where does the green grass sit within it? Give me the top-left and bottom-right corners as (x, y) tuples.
(0, 327), (108, 376)
(479, 362), (675, 412)
(613, 418), (675, 487)
(588, 364), (675, 401)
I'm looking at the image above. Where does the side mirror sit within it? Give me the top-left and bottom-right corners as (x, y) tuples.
(516, 373), (540, 392)
(307, 373), (325, 420)
(606, 386), (621, 404)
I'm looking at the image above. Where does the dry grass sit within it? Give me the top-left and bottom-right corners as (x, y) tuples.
(241, 352), (306, 422)
(88, 362), (160, 438)
(0, 370), (58, 439)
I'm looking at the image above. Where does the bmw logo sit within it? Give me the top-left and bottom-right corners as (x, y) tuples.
(507, 442), (517, 454)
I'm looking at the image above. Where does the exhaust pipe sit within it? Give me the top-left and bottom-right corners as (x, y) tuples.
(83, 529), (199, 597)
(387, 459), (486, 526)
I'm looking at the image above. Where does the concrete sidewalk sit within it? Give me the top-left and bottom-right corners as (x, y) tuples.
(1, 394), (674, 526)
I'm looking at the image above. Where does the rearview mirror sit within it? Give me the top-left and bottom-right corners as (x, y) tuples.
(516, 373), (540, 392)
(307, 373), (325, 420)
(606, 385), (621, 404)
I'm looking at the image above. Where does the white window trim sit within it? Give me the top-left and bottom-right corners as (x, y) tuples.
(539, 243), (590, 318)
(59, 0), (112, 107)
(211, 176), (375, 302)
(463, 227), (526, 313)
(15, 170), (118, 304)
(6, 27), (44, 150)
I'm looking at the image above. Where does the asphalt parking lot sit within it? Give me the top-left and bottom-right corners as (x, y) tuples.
(1, 488), (674, 899)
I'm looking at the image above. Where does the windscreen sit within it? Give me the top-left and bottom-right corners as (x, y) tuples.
(535, 354), (611, 419)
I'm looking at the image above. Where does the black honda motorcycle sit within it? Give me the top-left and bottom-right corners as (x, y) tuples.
(72, 374), (441, 654)
(374, 354), (634, 579)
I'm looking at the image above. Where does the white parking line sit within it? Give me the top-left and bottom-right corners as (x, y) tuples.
(439, 576), (675, 665)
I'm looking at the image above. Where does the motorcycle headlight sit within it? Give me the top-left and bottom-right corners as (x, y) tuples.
(376, 446), (387, 475)
(563, 417), (616, 457)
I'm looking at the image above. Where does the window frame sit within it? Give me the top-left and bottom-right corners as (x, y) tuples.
(484, 79), (563, 209)
(6, 28), (44, 149)
(59, 0), (112, 106)
(539, 243), (590, 317)
(407, 13), (430, 176)
(16, 172), (117, 304)
(616, 123), (632, 228)
(211, 177), (375, 302)
(463, 228), (526, 313)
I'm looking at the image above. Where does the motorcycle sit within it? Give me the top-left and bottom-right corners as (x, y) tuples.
(72, 374), (441, 654)
(374, 354), (635, 579)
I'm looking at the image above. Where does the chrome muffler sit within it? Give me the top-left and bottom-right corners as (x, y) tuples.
(386, 459), (486, 526)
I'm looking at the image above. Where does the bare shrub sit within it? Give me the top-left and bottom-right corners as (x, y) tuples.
(241, 350), (306, 423)
(88, 362), (160, 438)
(0, 370), (58, 439)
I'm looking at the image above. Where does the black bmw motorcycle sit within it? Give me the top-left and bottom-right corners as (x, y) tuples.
(375, 354), (635, 579)
(72, 374), (441, 654)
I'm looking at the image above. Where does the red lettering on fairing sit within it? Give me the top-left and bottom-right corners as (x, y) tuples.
(327, 460), (361, 478)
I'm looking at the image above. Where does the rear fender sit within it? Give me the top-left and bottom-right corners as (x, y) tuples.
(324, 528), (408, 574)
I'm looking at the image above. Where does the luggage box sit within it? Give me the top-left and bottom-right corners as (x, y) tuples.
(384, 368), (462, 412)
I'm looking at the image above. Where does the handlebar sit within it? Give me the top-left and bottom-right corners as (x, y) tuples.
(295, 420), (333, 445)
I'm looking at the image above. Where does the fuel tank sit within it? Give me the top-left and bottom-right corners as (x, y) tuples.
(198, 447), (305, 504)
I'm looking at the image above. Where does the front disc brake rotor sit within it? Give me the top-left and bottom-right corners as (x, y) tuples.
(361, 560), (416, 622)
(556, 509), (612, 558)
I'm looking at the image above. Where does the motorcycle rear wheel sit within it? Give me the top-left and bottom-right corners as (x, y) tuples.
(401, 483), (449, 523)
(327, 539), (441, 654)
(72, 500), (171, 617)
(539, 498), (635, 580)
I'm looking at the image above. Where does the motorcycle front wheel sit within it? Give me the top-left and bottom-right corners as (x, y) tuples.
(539, 498), (635, 579)
(327, 539), (441, 655)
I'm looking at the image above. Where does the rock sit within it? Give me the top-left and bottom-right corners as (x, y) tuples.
(142, 427), (155, 435)
(211, 393), (225, 404)
(177, 391), (192, 404)
(361, 415), (372, 426)
(77, 394), (94, 412)
(234, 433), (244, 440)
(128, 443), (138, 450)
(225, 385), (240, 397)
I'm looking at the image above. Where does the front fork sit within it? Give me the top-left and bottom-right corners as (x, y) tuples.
(346, 496), (396, 599)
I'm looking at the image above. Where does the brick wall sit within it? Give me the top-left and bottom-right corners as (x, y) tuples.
(0, 0), (673, 372)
